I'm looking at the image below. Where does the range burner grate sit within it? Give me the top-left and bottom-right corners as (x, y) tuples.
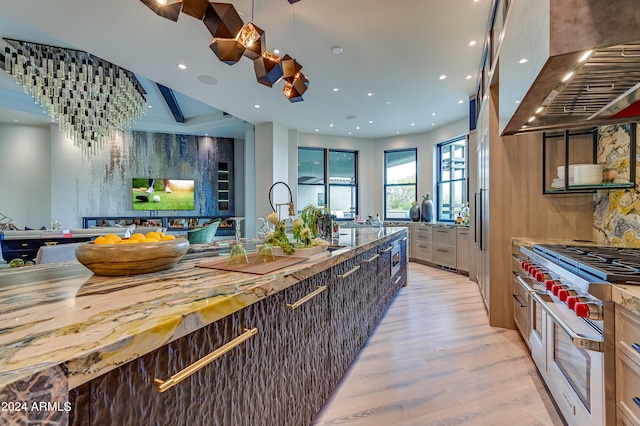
(533, 244), (640, 282)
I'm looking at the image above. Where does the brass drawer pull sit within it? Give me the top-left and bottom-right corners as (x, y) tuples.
(286, 286), (326, 310)
(365, 254), (380, 263)
(154, 328), (258, 393)
(393, 275), (402, 284)
(381, 247), (393, 254)
(337, 265), (360, 279)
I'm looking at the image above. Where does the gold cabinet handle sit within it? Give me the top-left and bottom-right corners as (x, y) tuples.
(381, 246), (393, 254)
(154, 327), (258, 393)
(365, 254), (380, 263)
(286, 286), (326, 310)
(393, 275), (402, 284)
(337, 265), (360, 279)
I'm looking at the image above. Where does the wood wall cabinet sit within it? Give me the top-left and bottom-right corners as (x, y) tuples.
(69, 233), (408, 426)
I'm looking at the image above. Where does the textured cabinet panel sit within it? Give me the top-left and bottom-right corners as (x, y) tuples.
(432, 227), (456, 247)
(433, 246), (456, 269)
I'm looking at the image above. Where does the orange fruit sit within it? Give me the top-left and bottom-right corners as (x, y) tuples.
(93, 236), (108, 244)
(104, 234), (122, 243)
(130, 233), (146, 242)
(161, 235), (176, 241)
(146, 231), (161, 239)
(142, 237), (160, 243)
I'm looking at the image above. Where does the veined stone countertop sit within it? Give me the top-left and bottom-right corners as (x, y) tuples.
(0, 227), (407, 390)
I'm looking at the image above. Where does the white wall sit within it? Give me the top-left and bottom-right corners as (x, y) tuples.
(0, 123), (51, 229)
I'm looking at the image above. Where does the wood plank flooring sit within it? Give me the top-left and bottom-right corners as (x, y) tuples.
(312, 263), (565, 426)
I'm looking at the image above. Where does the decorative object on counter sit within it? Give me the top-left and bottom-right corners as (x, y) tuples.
(317, 207), (336, 240)
(51, 219), (62, 231)
(75, 238), (189, 276)
(301, 204), (322, 238)
(187, 220), (221, 244)
(3, 38), (146, 155)
(139, 0), (309, 102)
(421, 193), (434, 222)
(255, 244), (276, 263)
(266, 213), (295, 254)
(256, 217), (274, 242)
(227, 243), (249, 265)
(409, 202), (421, 222)
(292, 218), (304, 241)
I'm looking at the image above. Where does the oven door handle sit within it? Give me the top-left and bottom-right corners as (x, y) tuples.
(532, 292), (604, 353)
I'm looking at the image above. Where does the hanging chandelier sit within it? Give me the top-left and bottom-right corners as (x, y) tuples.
(2, 38), (147, 155)
(139, 0), (309, 102)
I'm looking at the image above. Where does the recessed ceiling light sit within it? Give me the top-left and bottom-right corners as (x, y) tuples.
(431, 123), (435, 126)
(518, 58), (528, 64)
(458, 100), (464, 104)
(254, 105), (260, 108)
(157, 0), (167, 5)
(331, 46), (344, 55)
(535, 107), (544, 113)
(148, 105), (153, 108)
(431, 112), (436, 116)
(439, 75), (447, 80)
(411, 123), (415, 126)
(348, 132), (352, 135)
(386, 101), (392, 105)
(330, 123), (334, 127)
(368, 120), (373, 124)
(579, 49), (593, 62)
(468, 40), (477, 47)
(466, 75), (473, 80)
(332, 87), (339, 92)
(356, 126), (360, 130)
(367, 92), (374, 97)
(197, 75), (218, 85)
(562, 71), (575, 82)
(315, 129), (319, 132)
(396, 131), (400, 134)
(273, 48), (281, 54)
(205, 133), (208, 136)
(528, 116), (536, 122)
(13, 118), (18, 122)
(177, 63), (187, 70)
(515, 100), (521, 104)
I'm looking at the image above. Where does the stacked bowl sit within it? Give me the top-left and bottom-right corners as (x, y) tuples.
(553, 164), (603, 187)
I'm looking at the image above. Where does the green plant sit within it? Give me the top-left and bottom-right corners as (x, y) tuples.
(301, 204), (322, 238)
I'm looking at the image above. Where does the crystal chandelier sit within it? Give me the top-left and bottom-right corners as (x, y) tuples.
(3, 39), (147, 155)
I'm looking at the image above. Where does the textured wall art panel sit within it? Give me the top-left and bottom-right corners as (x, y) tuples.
(594, 124), (640, 246)
(50, 130), (234, 228)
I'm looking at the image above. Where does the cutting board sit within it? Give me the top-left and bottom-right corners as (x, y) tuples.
(197, 254), (307, 275)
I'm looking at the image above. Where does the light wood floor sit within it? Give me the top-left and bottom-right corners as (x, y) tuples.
(313, 262), (565, 426)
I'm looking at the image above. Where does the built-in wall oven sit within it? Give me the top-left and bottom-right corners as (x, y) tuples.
(514, 244), (624, 426)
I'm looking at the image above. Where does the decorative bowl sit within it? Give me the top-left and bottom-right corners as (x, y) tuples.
(75, 238), (190, 276)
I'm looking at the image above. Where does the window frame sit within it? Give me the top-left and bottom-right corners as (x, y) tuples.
(436, 136), (467, 223)
(383, 148), (418, 222)
(297, 147), (358, 221)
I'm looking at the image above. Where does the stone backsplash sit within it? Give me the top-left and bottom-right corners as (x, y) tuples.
(593, 123), (640, 246)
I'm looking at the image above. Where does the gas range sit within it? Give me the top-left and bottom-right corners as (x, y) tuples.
(533, 244), (640, 284)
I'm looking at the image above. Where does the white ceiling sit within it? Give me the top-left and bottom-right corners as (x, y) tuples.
(0, 0), (492, 140)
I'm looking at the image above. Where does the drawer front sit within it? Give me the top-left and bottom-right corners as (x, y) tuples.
(2, 239), (41, 250)
(617, 407), (639, 426)
(616, 306), (640, 365)
(432, 246), (455, 268)
(616, 352), (640, 423)
(432, 228), (455, 247)
(413, 243), (432, 262)
(414, 229), (432, 244)
(512, 275), (530, 342)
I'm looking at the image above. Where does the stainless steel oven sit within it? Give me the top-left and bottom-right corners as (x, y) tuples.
(517, 244), (618, 426)
(391, 239), (401, 278)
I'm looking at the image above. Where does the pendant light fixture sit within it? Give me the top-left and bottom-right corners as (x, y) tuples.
(139, 0), (309, 101)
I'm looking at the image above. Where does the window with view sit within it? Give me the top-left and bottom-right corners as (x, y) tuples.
(297, 148), (358, 219)
(384, 149), (417, 220)
(436, 137), (466, 221)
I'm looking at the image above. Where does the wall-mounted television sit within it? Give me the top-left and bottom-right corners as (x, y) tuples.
(132, 178), (195, 211)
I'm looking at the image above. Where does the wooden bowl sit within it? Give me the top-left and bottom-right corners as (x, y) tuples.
(75, 238), (190, 276)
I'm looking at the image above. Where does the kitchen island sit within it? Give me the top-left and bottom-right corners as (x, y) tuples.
(0, 227), (407, 426)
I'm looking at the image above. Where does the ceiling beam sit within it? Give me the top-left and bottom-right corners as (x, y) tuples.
(156, 83), (185, 123)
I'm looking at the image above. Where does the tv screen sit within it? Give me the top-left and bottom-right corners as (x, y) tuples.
(132, 178), (195, 211)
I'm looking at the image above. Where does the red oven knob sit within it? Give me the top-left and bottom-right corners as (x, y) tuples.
(545, 280), (557, 292)
(574, 302), (604, 321)
(535, 271), (545, 282)
(566, 296), (586, 310)
(551, 284), (567, 296)
(558, 289), (577, 302)
(521, 261), (528, 270)
(529, 266), (539, 277)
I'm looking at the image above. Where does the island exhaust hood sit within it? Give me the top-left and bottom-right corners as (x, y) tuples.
(503, 42), (640, 135)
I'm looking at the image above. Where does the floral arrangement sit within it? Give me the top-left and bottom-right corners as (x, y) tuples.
(264, 212), (328, 255)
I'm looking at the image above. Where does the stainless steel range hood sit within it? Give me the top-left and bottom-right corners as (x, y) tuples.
(498, 0), (640, 136)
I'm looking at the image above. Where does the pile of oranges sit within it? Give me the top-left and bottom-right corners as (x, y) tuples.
(93, 231), (177, 245)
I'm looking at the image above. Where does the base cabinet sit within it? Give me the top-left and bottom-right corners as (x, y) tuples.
(70, 234), (407, 426)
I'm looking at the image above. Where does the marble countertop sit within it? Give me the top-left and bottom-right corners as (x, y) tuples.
(0, 227), (406, 390)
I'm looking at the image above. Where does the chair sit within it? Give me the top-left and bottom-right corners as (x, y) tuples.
(187, 220), (221, 244)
